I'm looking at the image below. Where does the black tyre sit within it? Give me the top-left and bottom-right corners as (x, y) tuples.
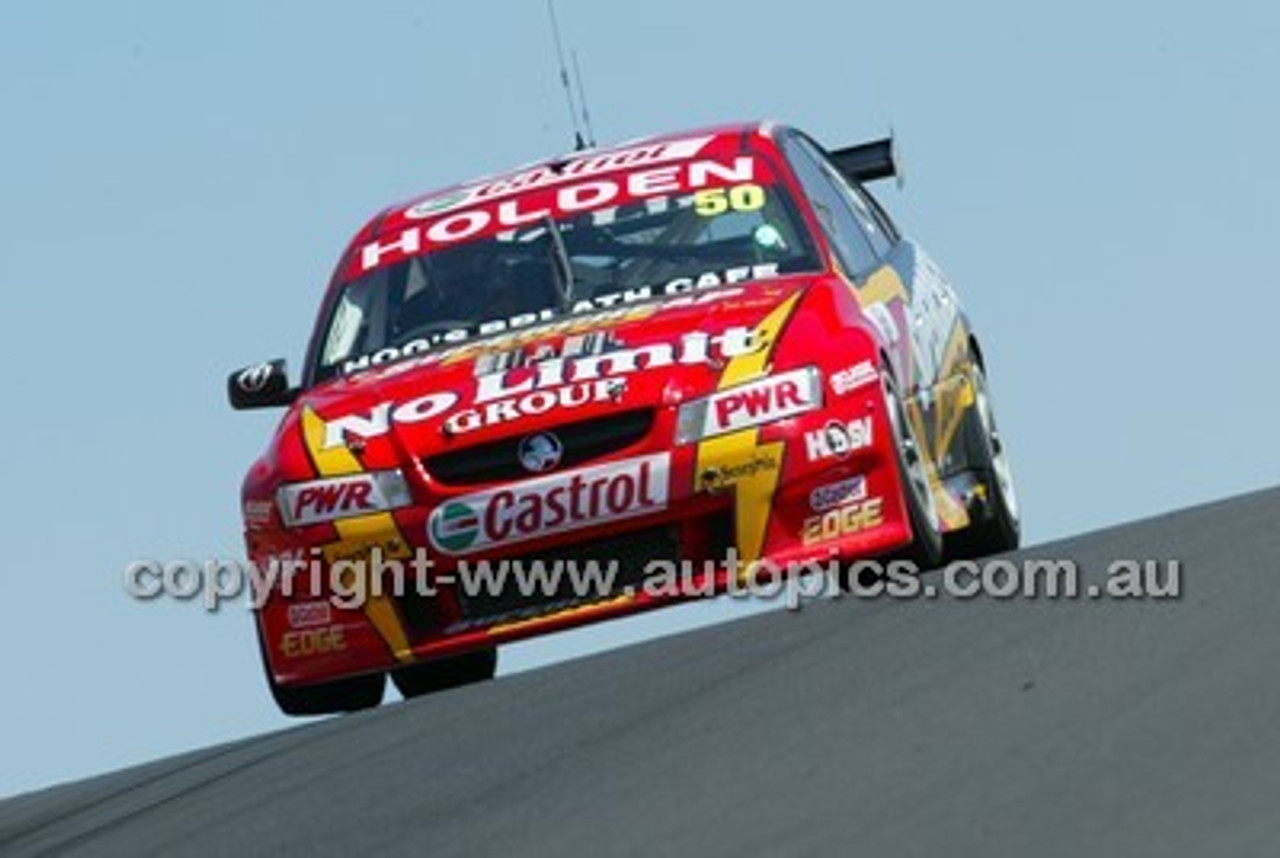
(882, 373), (944, 569)
(391, 648), (497, 700)
(257, 623), (385, 716)
(949, 363), (1021, 558)
(268, 672), (386, 717)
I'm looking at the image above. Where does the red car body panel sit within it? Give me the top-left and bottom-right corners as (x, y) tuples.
(238, 123), (987, 691)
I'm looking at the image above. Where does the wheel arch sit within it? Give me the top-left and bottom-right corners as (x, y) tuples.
(968, 334), (986, 372)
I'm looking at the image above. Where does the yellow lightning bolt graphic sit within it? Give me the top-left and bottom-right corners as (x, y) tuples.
(300, 408), (415, 663)
(695, 294), (801, 577)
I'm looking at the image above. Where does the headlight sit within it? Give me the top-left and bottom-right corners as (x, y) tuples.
(276, 470), (412, 527)
(675, 366), (822, 444)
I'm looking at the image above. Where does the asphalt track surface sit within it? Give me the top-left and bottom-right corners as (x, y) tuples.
(4, 488), (1279, 856)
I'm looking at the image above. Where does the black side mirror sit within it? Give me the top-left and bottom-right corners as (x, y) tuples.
(228, 359), (297, 410)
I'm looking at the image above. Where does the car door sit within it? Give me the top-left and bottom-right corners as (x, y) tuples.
(779, 132), (917, 388)
(781, 130), (982, 496)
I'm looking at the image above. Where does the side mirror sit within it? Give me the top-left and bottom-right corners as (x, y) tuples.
(228, 359), (297, 410)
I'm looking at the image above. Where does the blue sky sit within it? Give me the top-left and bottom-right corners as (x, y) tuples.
(2, 0), (1277, 797)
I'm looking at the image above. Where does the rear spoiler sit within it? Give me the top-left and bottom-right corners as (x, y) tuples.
(829, 136), (903, 187)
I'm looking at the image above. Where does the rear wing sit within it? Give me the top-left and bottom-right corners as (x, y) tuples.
(829, 136), (903, 187)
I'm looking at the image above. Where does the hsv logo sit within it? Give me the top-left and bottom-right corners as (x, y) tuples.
(428, 454), (670, 554)
(804, 417), (873, 462)
(679, 367), (820, 442)
(277, 472), (410, 527)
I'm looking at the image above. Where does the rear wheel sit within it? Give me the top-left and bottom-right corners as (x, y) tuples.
(391, 648), (497, 700)
(949, 363), (1021, 558)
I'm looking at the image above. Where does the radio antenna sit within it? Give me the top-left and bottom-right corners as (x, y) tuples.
(571, 50), (596, 148)
(546, 0), (588, 151)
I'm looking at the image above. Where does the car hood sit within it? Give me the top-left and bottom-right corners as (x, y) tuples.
(284, 277), (815, 469)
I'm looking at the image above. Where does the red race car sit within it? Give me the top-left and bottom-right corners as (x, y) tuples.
(229, 122), (1019, 714)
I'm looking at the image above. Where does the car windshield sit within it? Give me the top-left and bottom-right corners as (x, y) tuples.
(312, 155), (821, 382)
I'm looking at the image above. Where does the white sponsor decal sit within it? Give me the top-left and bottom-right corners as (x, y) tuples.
(830, 360), (877, 396)
(243, 499), (275, 528)
(341, 279), (769, 378)
(342, 339), (437, 376)
(808, 476), (868, 513)
(321, 392), (457, 449)
(474, 326), (761, 404)
(363, 306), (659, 381)
(277, 471), (411, 526)
(403, 136), (713, 220)
(804, 417), (874, 462)
(327, 326), (765, 445)
(287, 600), (333, 630)
(363, 154), (758, 271)
(678, 367), (821, 443)
(427, 454), (670, 554)
(445, 379), (623, 435)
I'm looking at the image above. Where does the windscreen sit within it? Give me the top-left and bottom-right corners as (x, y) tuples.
(313, 139), (821, 382)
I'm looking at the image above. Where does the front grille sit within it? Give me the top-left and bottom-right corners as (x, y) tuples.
(393, 509), (733, 639)
(455, 524), (680, 625)
(424, 409), (654, 485)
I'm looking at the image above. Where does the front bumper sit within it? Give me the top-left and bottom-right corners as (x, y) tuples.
(250, 369), (917, 688)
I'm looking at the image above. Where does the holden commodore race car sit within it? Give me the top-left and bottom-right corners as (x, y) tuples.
(229, 122), (1019, 715)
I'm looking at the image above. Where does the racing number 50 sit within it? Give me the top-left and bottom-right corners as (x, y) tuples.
(694, 184), (766, 217)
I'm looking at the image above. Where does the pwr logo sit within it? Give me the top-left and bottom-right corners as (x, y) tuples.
(277, 472), (408, 527)
(683, 367), (820, 441)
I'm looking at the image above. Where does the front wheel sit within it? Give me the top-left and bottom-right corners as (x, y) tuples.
(883, 373), (944, 569)
(268, 672), (386, 717)
(257, 622), (385, 716)
(391, 648), (497, 700)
